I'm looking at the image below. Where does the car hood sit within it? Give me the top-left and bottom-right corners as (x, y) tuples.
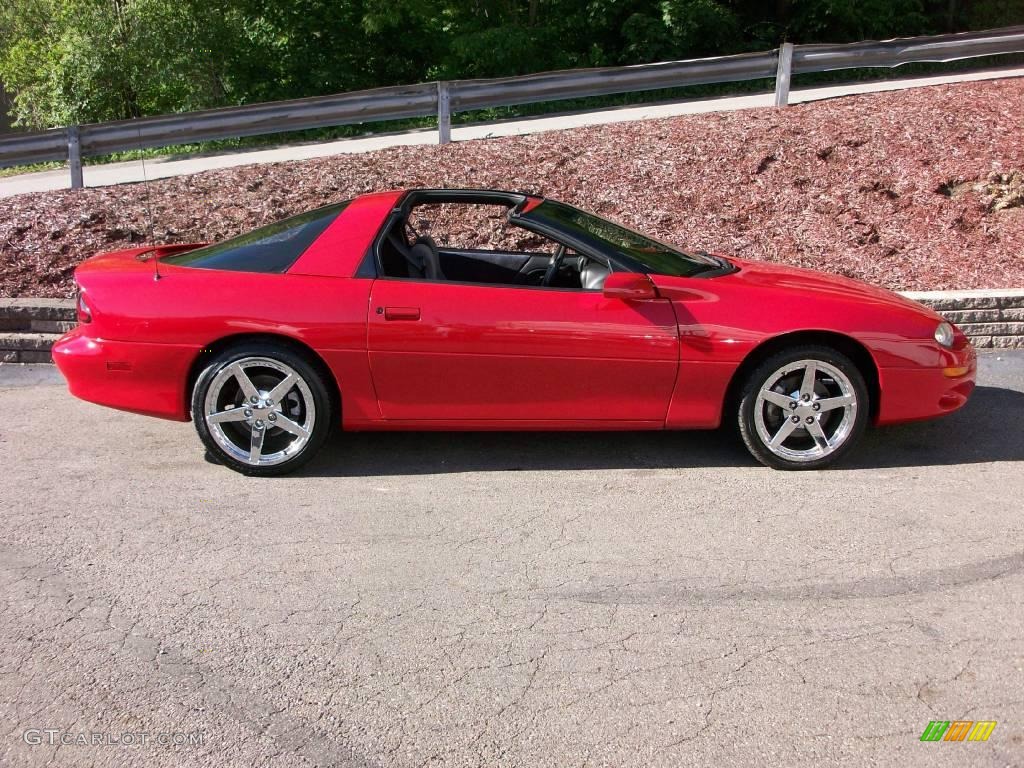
(658, 256), (942, 320)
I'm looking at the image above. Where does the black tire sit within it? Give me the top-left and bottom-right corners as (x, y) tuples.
(737, 344), (869, 470)
(191, 342), (333, 476)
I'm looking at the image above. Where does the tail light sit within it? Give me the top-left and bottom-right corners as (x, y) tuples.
(77, 291), (92, 324)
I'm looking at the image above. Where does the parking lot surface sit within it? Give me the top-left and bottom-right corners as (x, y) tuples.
(1, 353), (1022, 767)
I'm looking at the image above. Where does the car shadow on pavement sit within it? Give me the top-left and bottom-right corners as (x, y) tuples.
(844, 385), (1024, 470)
(295, 385), (1023, 477)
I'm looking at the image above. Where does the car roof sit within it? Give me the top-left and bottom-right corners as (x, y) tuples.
(376, 188), (544, 212)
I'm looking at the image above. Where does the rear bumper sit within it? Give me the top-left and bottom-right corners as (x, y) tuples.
(52, 327), (198, 421)
(876, 344), (977, 425)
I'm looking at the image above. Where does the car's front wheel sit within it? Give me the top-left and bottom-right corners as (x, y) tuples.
(192, 342), (332, 476)
(737, 345), (869, 470)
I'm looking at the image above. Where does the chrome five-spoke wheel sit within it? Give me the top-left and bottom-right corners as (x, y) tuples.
(754, 359), (856, 462)
(204, 357), (315, 466)
(738, 345), (869, 470)
(192, 343), (332, 476)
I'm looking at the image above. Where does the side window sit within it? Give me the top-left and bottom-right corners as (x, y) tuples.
(379, 201), (609, 289)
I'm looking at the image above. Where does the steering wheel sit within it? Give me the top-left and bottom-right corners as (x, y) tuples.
(542, 244), (566, 287)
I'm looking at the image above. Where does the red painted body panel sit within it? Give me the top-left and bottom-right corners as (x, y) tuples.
(649, 260), (973, 428)
(56, 269), (380, 423)
(344, 419), (662, 431)
(52, 190), (976, 437)
(875, 363), (976, 424)
(366, 279), (679, 421)
(652, 259), (946, 367)
(290, 190), (403, 278)
(52, 328), (197, 420)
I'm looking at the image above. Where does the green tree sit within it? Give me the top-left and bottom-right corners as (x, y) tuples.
(622, 0), (740, 62)
(0, 0), (240, 128)
(786, 0), (929, 41)
(1, 0), (1022, 131)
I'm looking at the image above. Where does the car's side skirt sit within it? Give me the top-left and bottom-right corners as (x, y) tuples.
(342, 419), (666, 432)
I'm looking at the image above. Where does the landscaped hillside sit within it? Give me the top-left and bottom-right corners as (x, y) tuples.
(1, 77), (1022, 298)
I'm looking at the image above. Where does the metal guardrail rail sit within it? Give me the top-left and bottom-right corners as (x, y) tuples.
(447, 51), (778, 112)
(1, 25), (1022, 188)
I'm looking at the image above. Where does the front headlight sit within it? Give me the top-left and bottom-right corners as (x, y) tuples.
(934, 321), (955, 348)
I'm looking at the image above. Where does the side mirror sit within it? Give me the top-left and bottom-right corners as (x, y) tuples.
(602, 272), (658, 301)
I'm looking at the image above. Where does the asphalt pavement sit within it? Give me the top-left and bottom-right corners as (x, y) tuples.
(1, 352), (1022, 767)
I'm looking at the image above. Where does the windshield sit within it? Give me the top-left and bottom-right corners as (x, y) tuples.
(162, 202), (349, 273)
(519, 200), (720, 277)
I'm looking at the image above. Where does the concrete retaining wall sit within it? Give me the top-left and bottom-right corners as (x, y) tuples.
(0, 298), (75, 362)
(901, 289), (1024, 349)
(1, 290), (1022, 364)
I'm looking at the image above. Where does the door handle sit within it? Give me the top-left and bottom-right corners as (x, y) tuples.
(383, 306), (420, 321)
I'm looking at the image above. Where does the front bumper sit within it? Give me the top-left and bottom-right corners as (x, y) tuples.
(876, 343), (977, 425)
(52, 327), (198, 421)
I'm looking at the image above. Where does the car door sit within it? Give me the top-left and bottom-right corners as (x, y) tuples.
(366, 279), (680, 423)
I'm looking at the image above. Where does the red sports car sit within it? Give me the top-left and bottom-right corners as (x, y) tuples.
(53, 188), (976, 475)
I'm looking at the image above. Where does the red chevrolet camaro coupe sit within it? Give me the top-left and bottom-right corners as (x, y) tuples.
(53, 188), (976, 475)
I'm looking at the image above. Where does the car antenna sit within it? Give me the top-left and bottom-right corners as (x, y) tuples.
(137, 124), (160, 280)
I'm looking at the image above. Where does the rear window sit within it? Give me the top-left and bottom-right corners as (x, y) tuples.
(162, 202), (349, 273)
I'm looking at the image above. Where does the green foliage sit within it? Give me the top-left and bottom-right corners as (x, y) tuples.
(0, 0), (241, 127)
(0, 0), (1022, 131)
(786, 0), (929, 41)
(967, 0), (1024, 28)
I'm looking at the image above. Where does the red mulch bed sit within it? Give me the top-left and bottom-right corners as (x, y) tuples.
(2, 78), (1023, 298)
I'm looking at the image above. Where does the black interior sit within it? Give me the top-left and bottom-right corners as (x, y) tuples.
(377, 206), (612, 290)
(441, 248), (556, 286)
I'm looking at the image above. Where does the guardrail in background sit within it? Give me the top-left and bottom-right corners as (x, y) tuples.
(1, 25), (1022, 189)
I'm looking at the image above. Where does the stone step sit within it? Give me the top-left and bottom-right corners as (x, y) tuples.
(0, 331), (63, 351)
(0, 349), (54, 364)
(967, 335), (1024, 349)
(0, 331), (63, 364)
(936, 308), (1024, 324)
(0, 298), (76, 330)
(904, 289), (1024, 311)
(29, 319), (77, 334)
(956, 321), (1024, 336)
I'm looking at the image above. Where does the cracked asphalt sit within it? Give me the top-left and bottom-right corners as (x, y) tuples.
(1, 352), (1023, 767)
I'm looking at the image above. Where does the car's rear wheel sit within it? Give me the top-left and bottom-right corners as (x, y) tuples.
(737, 345), (869, 470)
(192, 342), (332, 476)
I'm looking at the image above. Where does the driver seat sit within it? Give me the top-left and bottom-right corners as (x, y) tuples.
(405, 235), (445, 280)
(580, 260), (611, 290)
